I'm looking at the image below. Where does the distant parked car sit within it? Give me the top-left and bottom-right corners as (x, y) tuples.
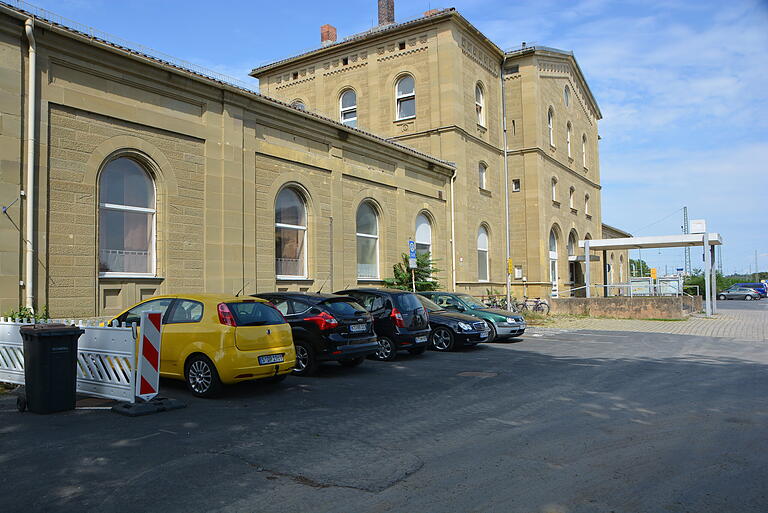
(732, 282), (767, 298)
(336, 288), (430, 361)
(419, 292), (525, 342)
(718, 287), (761, 301)
(416, 295), (490, 351)
(107, 294), (296, 397)
(252, 292), (379, 375)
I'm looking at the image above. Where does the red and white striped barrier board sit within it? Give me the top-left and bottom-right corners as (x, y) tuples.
(136, 311), (162, 402)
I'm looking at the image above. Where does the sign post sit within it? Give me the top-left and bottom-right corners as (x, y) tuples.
(408, 240), (417, 292)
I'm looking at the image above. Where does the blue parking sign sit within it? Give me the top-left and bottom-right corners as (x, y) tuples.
(408, 240), (417, 259)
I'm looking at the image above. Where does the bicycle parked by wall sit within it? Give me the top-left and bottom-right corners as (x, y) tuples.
(513, 296), (550, 315)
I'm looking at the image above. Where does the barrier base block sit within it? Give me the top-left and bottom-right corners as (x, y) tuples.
(111, 396), (186, 417)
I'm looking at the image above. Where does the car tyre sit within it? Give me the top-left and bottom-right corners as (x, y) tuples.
(718, 294), (726, 300)
(745, 295), (753, 301)
(185, 354), (223, 398)
(375, 336), (397, 361)
(408, 346), (427, 355)
(430, 327), (455, 352)
(293, 341), (318, 376)
(339, 356), (365, 367)
(485, 321), (497, 343)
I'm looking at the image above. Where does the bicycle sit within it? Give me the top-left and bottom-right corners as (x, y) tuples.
(513, 296), (550, 315)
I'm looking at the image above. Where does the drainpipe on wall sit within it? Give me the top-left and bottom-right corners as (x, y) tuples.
(24, 18), (36, 312)
(450, 166), (457, 292)
(500, 62), (511, 310)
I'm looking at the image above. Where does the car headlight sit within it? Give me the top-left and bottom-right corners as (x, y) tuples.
(506, 317), (517, 324)
(457, 322), (472, 331)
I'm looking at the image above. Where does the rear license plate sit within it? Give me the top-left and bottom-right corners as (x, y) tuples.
(349, 324), (367, 333)
(258, 354), (284, 365)
(415, 336), (428, 343)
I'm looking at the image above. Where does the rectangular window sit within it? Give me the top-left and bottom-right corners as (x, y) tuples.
(397, 97), (415, 119)
(477, 250), (488, 281)
(99, 209), (153, 274)
(356, 236), (378, 279)
(398, 41), (406, 50)
(512, 179), (521, 192)
(275, 226), (306, 278)
(514, 265), (523, 279)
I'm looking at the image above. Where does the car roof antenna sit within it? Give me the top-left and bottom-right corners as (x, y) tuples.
(235, 282), (250, 297)
(317, 276), (329, 293)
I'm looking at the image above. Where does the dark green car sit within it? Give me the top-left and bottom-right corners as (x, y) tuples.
(419, 292), (525, 342)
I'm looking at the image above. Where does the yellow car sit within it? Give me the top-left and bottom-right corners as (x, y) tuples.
(107, 294), (296, 397)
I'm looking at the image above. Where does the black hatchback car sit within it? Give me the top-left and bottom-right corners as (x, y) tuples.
(252, 292), (379, 375)
(336, 288), (431, 361)
(416, 295), (490, 351)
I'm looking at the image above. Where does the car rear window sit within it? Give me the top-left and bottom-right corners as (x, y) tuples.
(417, 295), (443, 312)
(395, 293), (423, 312)
(321, 299), (366, 316)
(227, 302), (285, 326)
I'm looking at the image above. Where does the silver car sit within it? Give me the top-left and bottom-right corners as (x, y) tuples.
(718, 287), (761, 301)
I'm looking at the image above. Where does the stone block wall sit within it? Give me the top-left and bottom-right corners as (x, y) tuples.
(549, 296), (703, 320)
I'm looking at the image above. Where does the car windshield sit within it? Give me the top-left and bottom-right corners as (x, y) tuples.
(227, 301), (284, 326)
(417, 295), (444, 313)
(456, 294), (487, 309)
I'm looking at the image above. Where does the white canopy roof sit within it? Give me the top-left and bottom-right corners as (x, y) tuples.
(579, 233), (722, 251)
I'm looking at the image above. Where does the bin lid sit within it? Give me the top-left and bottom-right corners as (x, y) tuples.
(19, 324), (85, 336)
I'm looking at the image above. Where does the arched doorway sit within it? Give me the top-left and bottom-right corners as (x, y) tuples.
(549, 228), (559, 297)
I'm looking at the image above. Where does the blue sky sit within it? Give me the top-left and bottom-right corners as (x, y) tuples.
(21, 0), (768, 275)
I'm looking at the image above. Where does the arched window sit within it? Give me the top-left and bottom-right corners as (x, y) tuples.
(609, 253), (615, 284)
(356, 202), (378, 279)
(477, 225), (489, 282)
(585, 194), (590, 216)
(478, 162), (487, 190)
(566, 122), (572, 158)
(549, 228), (559, 295)
(567, 231), (576, 258)
(291, 99), (306, 111)
(619, 255), (624, 282)
(395, 75), (415, 120)
(564, 85), (570, 107)
(275, 187), (307, 278)
(340, 89), (357, 128)
(567, 231), (577, 284)
(551, 177), (558, 202)
(99, 157), (156, 275)
(582, 134), (588, 168)
(547, 107), (555, 146)
(569, 186), (575, 209)
(475, 83), (485, 126)
(415, 213), (432, 256)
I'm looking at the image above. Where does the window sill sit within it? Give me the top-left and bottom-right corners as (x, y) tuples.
(476, 124), (487, 133)
(479, 188), (492, 197)
(586, 214), (592, 220)
(552, 200), (561, 208)
(583, 166), (589, 172)
(276, 276), (313, 282)
(394, 116), (416, 123)
(570, 208), (578, 215)
(568, 156), (574, 163)
(549, 144), (556, 151)
(99, 274), (163, 280)
(357, 278), (384, 283)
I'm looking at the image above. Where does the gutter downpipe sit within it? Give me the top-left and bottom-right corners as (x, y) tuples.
(450, 165), (457, 292)
(24, 18), (36, 312)
(500, 61), (511, 310)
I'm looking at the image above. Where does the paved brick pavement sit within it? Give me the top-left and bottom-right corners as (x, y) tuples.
(534, 301), (768, 341)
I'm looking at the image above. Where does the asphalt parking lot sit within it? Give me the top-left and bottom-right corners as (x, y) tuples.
(1, 325), (767, 513)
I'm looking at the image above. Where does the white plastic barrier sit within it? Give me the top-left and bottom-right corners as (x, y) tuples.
(0, 318), (138, 403)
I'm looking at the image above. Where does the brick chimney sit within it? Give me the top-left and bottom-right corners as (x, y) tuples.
(378, 0), (395, 26)
(320, 24), (337, 46)
(424, 9), (440, 16)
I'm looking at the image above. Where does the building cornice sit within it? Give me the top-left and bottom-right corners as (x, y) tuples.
(506, 147), (602, 189)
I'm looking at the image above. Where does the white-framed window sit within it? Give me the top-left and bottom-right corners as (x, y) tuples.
(340, 89), (357, 128)
(582, 134), (588, 168)
(551, 177), (558, 202)
(585, 194), (590, 216)
(547, 107), (555, 146)
(569, 187), (575, 209)
(512, 179), (521, 192)
(564, 85), (570, 107)
(477, 225), (489, 282)
(478, 162), (487, 190)
(566, 122), (572, 158)
(395, 74), (416, 120)
(98, 156), (156, 277)
(356, 202), (379, 279)
(275, 187), (308, 279)
(475, 83), (485, 126)
(415, 212), (432, 256)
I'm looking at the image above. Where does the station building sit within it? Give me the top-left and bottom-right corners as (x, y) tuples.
(0, 1), (627, 318)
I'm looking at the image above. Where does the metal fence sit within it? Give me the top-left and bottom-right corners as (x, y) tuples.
(0, 318), (138, 403)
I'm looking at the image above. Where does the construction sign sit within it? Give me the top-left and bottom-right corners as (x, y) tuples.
(136, 311), (163, 402)
(650, 268), (657, 279)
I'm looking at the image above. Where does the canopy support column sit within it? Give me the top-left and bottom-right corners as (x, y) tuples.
(703, 233), (712, 317)
(585, 240), (591, 298)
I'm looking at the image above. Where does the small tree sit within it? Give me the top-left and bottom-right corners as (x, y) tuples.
(383, 252), (441, 291)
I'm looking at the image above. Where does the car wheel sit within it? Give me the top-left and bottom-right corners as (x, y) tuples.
(745, 295), (753, 301)
(375, 337), (397, 361)
(339, 356), (365, 367)
(430, 327), (455, 352)
(292, 341), (318, 376)
(408, 346), (427, 355)
(718, 294), (726, 300)
(485, 321), (497, 343)
(185, 354), (223, 398)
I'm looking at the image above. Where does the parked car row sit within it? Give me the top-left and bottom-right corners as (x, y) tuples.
(106, 288), (526, 398)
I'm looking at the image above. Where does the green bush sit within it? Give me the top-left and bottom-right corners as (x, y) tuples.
(383, 252), (441, 292)
(3, 305), (49, 322)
